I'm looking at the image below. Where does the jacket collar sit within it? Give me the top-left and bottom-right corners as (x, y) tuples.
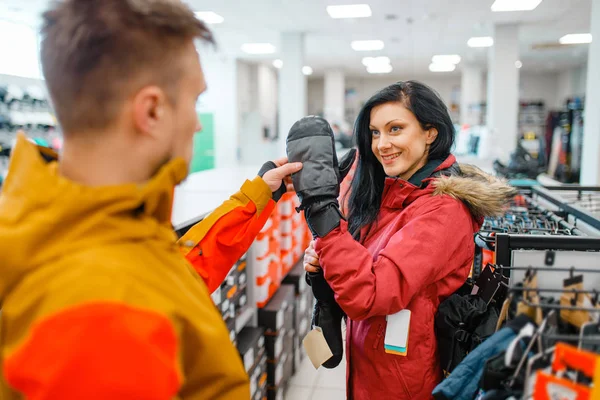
(2, 133), (188, 226)
(381, 154), (457, 209)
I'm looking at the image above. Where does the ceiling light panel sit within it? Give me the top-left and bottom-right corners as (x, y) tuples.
(431, 55), (461, 64)
(194, 11), (224, 24)
(491, 0), (542, 12)
(302, 66), (313, 75)
(367, 64), (393, 74)
(429, 63), (456, 72)
(273, 59), (283, 69)
(327, 4), (372, 19)
(468, 37), (494, 48)
(559, 33), (592, 44)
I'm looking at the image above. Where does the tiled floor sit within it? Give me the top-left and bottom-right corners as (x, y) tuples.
(286, 353), (346, 400)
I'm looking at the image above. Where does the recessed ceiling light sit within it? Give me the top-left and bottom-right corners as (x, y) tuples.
(431, 55), (461, 64)
(302, 66), (313, 76)
(351, 40), (385, 51)
(326, 4), (372, 19)
(491, 0), (542, 12)
(467, 36), (494, 48)
(194, 11), (224, 24)
(273, 59), (283, 69)
(367, 64), (393, 74)
(429, 63), (456, 72)
(361, 56), (391, 66)
(559, 33), (592, 44)
(241, 43), (276, 54)
(515, 60), (523, 68)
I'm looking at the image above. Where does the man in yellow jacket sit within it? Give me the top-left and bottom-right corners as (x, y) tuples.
(0, 1), (301, 399)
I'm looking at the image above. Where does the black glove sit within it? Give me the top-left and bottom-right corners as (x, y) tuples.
(258, 161), (286, 202)
(286, 116), (356, 237)
(306, 271), (345, 369)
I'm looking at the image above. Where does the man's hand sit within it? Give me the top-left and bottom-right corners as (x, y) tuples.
(258, 157), (303, 201)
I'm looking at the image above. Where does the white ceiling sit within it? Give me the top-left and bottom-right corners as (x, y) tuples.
(0, 0), (592, 77)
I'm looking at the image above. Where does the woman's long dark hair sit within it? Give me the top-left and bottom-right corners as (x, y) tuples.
(346, 80), (455, 240)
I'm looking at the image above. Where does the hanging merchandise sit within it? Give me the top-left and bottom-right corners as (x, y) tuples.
(532, 343), (600, 400)
(547, 98), (585, 183)
(569, 105), (584, 182)
(436, 263), (600, 399)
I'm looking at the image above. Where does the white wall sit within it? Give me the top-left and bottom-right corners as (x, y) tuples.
(518, 72), (560, 110)
(344, 76), (461, 107)
(307, 72), (568, 127)
(237, 61), (281, 165)
(556, 65), (588, 107)
(197, 49), (239, 168)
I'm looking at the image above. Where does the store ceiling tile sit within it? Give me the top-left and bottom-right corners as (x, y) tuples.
(0, 0), (592, 77)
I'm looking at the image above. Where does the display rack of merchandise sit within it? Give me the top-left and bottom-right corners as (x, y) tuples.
(529, 185), (600, 235)
(473, 187), (598, 276)
(518, 101), (546, 160)
(545, 98), (585, 183)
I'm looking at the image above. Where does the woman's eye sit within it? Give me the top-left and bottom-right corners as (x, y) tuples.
(371, 130), (380, 136)
(391, 126), (401, 132)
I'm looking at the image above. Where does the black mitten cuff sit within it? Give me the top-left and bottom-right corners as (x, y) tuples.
(306, 202), (344, 238)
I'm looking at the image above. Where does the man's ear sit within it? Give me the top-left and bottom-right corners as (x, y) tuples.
(426, 127), (439, 145)
(132, 86), (166, 136)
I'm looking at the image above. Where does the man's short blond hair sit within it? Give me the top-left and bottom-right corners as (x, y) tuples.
(41, 0), (214, 134)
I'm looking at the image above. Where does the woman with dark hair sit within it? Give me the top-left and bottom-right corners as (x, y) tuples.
(302, 81), (515, 399)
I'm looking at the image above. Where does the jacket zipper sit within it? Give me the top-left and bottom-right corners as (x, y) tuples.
(373, 323), (385, 349)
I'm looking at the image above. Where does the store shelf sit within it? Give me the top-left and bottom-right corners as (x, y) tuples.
(236, 307), (256, 334)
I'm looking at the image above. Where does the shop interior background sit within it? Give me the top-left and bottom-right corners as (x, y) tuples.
(0, 0), (597, 188)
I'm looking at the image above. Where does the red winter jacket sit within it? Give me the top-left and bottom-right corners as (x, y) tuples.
(315, 155), (515, 399)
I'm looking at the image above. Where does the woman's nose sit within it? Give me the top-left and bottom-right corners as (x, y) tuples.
(378, 134), (391, 150)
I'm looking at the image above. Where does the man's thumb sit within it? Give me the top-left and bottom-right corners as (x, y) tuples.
(273, 162), (302, 178)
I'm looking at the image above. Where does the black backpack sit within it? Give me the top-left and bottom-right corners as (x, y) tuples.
(435, 291), (499, 377)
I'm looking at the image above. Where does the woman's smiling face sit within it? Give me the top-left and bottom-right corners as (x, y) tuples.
(369, 102), (438, 180)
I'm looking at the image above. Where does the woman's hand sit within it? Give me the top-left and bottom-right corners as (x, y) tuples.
(304, 240), (321, 273)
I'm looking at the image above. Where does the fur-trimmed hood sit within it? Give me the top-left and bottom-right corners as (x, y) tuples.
(432, 163), (517, 220)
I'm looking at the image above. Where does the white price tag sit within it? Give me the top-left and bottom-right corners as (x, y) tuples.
(226, 275), (235, 286)
(250, 379), (257, 397)
(239, 272), (247, 285)
(239, 295), (247, 308)
(258, 336), (265, 348)
(276, 310), (283, 329)
(221, 299), (230, 313)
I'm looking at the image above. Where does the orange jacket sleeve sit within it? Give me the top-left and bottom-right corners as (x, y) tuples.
(177, 176), (275, 293)
(4, 303), (182, 400)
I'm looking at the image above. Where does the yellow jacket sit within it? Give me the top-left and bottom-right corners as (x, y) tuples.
(0, 134), (275, 400)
